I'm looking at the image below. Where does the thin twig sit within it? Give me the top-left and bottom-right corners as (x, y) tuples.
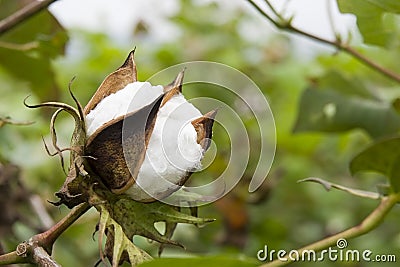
(259, 193), (400, 266)
(246, 0), (400, 83)
(248, 0), (280, 27)
(263, 0), (285, 21)
(0, 0), (59, 35)
(29, 195), (55, 230)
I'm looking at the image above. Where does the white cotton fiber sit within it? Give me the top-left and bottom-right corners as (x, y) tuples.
(85, 82), (163, 136)
(85, 81), (204, 201)
(126, 93), (204, 201)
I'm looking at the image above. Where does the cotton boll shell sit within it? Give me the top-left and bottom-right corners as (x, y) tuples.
(85, 94), (164, 194)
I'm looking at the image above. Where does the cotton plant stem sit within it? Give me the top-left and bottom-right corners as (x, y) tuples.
(0, 203), (91, 266)
(31, 246), (62, 267)
(0, 0), (59, 35)
(259, 194), (400, 267)
(246, 0), (400, 83)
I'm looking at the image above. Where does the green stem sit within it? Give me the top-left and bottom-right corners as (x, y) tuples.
(259, 194), (400, 267)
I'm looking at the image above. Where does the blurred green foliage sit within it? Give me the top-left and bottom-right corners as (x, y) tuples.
(1, 0), (400, 266)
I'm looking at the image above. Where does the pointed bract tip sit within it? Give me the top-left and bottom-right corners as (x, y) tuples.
(120, 49), (136, 69)
(191, 109), (218, 150)
(204, 109), (218, 120)
(163, 68), (185, 93)
(84, 50), (138, 114)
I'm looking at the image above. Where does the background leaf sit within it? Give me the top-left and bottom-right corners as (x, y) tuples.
(350, 136), (400, 191)
(0, 0), (68, 101)
(293, 87), (400, 138)
(337, 0), (400, 47)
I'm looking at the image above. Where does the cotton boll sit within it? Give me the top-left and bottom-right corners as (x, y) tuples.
(85, 80), (205, 201)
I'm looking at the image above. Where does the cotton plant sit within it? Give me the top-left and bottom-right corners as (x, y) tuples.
(24, 50), (217, 266)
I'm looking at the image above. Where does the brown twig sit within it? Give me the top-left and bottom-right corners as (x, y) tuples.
(0, 0), (59, 35)
(246, 0), (400, 83)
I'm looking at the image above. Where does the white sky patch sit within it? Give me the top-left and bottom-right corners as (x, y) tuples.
(49, 0), (181, 43)
(268, 0), (356, 41)
(50, 0), (356, 50)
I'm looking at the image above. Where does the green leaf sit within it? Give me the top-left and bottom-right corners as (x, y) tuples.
(91, 189), (215, 266)
(337, 0), (400, 47)
(0, 0), (68, 101)
(350, 136), (400, 192)
(0, 46), (59, 101)
(138, 256), (258, 267)
(293, 87), (400, 138)
(111, 198), (214, 244)
(316, 70), (376, 100)
(96, 204), (152, 267)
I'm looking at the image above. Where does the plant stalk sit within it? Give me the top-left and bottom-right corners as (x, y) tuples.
(0, 0), (59, 35)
